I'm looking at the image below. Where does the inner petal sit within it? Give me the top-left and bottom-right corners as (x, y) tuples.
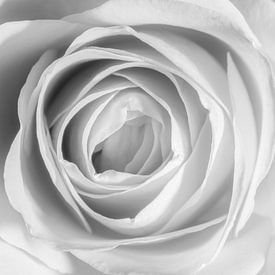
(85, 87), (171, 178)
(93, 113), (154, 173)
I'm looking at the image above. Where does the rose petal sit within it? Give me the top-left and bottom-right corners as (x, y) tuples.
(203, 52), (259, 267)
(130, 118), (163, 175)
(0, 238), (61, 275)
(0, 0), (107, 23)
(126, 26), (231, 114)
(79, 154), (180, 221)
(0, 236), (104, 275)
(86, 88), (170, 175)
(46, 63), (116, 127)
(230, 0), (275, 67)
(50, 75), (137, 148)
(157, 105), (233, 233)
(0, 174), (74, 274)
(114, 68), (190, 158)
(0, 21), (94, 273)
(58, 91), (119, 180)
(254, 154), (275, 229)
(4, 129), (94, 244)
(0, 20), (83, 164)
(64, 0), (258, 49)
(70, 219), (225, 274)
(95, 115), (149, 174)
(0, 19), (91, 263)
(259, 237), (275, 275)
(132, 117), (211, 231)
(198, 215), (272, 275)
(85, 88), (169, 174)
(175, 76), (208, 147)
(62, 161), (124, 195)
(225, 53), (257, 228)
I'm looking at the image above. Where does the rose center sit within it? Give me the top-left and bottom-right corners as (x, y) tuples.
(92, 110), (163, 175)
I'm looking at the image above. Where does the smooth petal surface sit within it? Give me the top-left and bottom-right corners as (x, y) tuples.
(71, 220), (225, 275)
(0, 182), (102, 275)
(0, 236), (104, 275)
(0, 238), (60, 275)
(230, 0), (275, 66)
(65, 0), (258, 47)
(254, 151), (275, 275)
(260, 237), (275, 275)
(255, 157), (275, 228)
(198, 215), (272, 275)
(0, 0), (107, 23)
(3, 134), (71, 273)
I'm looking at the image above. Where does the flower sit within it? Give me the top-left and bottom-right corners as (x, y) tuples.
(0, 0), (275, 274)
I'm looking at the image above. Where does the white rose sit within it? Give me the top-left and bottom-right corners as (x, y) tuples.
(0, 0), (274, 275)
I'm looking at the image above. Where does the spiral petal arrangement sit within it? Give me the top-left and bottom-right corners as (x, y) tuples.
(2, 0), (275, 274)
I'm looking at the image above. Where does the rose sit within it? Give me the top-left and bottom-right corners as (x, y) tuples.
(0, 1), (274, 275)
(0, 0), (274, 274)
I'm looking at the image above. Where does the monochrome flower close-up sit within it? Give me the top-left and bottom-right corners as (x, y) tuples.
(0, 0), (275, 274)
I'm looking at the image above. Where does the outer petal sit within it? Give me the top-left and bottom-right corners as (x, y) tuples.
(260, 238), (275, 275)
(0, 236), (104, 275)
(255, 156), (275, 229)
(230, 0), (275, 66)
(254, 157), (275, 274)
(71, 220), (225, 275)
(0, 19), (84, 165)
(0, 0), (107, 23)
(65, 0), (258, 46)
(0, 238), (60, 275)
(0, 178), (102, 275)
(0, 19), (85, 273)
(198, 215), (273, 275)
